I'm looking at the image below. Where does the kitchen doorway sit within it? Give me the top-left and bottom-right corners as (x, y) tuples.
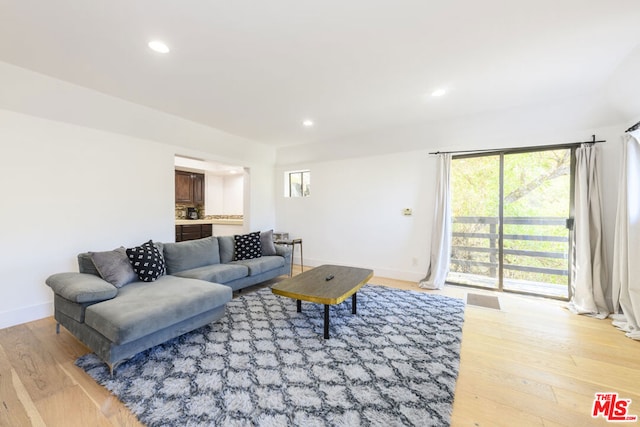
(174, 155), (246, 223)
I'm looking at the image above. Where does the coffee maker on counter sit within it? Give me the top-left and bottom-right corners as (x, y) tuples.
(186, 207), (198, 219)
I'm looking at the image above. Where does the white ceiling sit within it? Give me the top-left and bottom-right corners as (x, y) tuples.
(1, 1), (639, 148)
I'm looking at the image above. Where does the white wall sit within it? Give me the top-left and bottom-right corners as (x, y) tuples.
(211, 224), (245, 236)
(247, 164), (276, 233)
(0, 63), (278, 329)
(204, 173), (244, 215)
(605, 43), (640, 124)
(0, 61), (275, 163)
(205, 174), (224, 215)
(275, 102), (628, 283)
(223, 175), (244, 215)
(0, 109), (173, 327)
(275, 150), (434, 280)
(276, 91), (625, 165)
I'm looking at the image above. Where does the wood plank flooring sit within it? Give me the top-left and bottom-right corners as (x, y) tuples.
(1, 267), (638, 426)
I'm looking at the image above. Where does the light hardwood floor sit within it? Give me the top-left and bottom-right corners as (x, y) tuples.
(1, 267), (638, 426)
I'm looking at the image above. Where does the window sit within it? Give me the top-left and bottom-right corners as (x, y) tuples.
(284, 170), (310, 197)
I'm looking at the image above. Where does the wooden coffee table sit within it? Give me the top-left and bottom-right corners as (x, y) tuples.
(271, 264), (373, 339)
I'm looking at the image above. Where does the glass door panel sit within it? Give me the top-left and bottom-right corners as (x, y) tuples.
(447, 155), (500, 289)
(502, 150), (571, 298)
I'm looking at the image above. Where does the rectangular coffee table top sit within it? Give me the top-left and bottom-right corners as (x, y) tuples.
(271, 264), (373, 305)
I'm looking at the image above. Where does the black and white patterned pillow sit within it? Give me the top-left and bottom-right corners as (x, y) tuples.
(126, 240), (166, 282)
(233, 232), (262, 261)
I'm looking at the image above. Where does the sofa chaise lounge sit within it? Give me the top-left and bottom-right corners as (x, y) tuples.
(46, 233), (291, 373)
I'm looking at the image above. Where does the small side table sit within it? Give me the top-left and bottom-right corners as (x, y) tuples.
(274, 238), (303, 276)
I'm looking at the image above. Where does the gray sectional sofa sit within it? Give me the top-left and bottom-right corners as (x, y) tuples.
(46, 234), (291, 374)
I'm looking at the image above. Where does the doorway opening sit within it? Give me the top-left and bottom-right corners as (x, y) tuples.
(174, 155), (246, 222)
(447, 147), (574, 299)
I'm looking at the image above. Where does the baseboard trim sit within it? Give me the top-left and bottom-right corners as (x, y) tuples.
(297, 257), (424, 283)
(0, 301), (53, 330)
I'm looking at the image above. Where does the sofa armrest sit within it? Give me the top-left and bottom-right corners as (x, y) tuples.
(46, 273), (118, 303)
(274, 244), (292, 257)
(274, 244), (293, 268)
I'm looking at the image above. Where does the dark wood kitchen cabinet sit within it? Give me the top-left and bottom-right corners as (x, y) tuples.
(192, 173), (204, 204)
(175, 170), (205, 205)
(175, 224), (213, 242)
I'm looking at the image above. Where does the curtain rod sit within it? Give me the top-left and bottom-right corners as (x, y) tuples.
(626, 121), (640, 133)
(429, 135), (605, 155)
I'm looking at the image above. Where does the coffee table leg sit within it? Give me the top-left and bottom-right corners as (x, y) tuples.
(297, 300), (302, 312)
(352, 293), (357, 314)
(324, 304), (330, 339)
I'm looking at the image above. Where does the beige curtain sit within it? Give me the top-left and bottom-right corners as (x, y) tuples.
(611, 132), (640, 340)
(567, 143), (609, 318)
(419, 153), (452, 290)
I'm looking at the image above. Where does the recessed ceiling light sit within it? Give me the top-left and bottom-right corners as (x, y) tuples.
(302, 119), (314, 127)
(148, 40), (170, 53)
(431, 88), (447, 97)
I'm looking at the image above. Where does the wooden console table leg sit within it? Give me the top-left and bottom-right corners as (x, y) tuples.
(296, 299), (302, 312)
(352, 293), (357, 314)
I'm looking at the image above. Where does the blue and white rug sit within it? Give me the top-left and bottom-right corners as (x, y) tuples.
(77, 285), (465, 426)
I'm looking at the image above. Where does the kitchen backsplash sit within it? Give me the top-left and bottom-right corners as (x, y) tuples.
(175, 204), (199, 219)
(175, 204), (243, 220)
(203, 214), (243, 220)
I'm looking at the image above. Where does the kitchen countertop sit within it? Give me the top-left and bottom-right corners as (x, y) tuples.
(176, 219), (243, 226)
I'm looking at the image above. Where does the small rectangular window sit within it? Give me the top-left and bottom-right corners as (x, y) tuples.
(285, 170), (310, 197)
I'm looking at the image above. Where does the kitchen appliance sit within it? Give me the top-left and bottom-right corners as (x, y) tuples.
(187, 207), (198, 219)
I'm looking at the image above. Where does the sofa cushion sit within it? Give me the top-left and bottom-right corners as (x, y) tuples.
(218, 236), (235, 264)
(232, 255), (285, 276)
(46, 273), (118, 303)
(126, 240), (166, 282)
(172, 263), (248, 283)
(90, 247), (137, 288)
(84, 275), (232, 345)
(234, 232), (262, 261)
(163, 236), (220, 274)
(260, 230), (277, 256)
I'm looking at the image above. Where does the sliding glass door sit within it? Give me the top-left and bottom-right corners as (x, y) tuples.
(448, 154), (501, 289)
(447, 148), (573, 299)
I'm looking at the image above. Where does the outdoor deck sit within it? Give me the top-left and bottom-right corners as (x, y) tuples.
(446, 271), (569, 299)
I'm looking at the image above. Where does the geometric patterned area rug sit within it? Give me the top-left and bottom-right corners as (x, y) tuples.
(76, 285), (465, 426)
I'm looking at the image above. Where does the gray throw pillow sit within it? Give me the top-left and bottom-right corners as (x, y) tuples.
(260, 229), (277, 256)
(90, 247), (137, 288)
(77, 252), (100, 276)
